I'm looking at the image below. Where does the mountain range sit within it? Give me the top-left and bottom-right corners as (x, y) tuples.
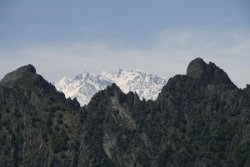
(0, 58), (249, 167)
(54, 69), (167, 106)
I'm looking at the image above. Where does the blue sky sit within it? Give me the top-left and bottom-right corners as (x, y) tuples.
(0, 0), (250, 87)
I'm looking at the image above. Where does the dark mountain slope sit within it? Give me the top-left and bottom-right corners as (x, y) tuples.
(152, 58), (250, 166)
(0, 58), (249, 167)
(0, 65), (83, 167)
(83, 58), (250, 167)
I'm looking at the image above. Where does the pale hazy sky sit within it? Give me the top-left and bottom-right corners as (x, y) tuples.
(0, 0), (250, 88)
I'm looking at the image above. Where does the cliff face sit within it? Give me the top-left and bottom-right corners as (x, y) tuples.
(0, 59), (249, 167)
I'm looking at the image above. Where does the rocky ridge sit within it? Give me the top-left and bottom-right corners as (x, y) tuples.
(0, 58), (249, 167)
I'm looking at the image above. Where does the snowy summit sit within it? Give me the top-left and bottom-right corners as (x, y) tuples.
(54, 69), (167, 106)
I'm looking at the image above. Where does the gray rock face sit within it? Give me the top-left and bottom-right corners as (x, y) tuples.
(18, 64), (36, 74)
(0, 64), (36, 87)
(187, 58), (236, 87)
(187, 57), (207, 78)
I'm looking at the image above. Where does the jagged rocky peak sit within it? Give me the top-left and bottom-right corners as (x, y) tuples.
(18, 64), (36, 74)
(88, 83), (123, 106)
(0, 64), (37, 87)
(125, 91), (141, 105)
(0, 64), (59, 95)
(186, 57), (236, 86)
(89, 82), (141, 107)
(159, 58), (237, 100)
(187, 58), (206, 78)
(107, 83), (123, 96)
(106, 83), (142, 105)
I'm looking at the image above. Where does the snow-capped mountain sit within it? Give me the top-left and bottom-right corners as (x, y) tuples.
(54, 69), (167, 106)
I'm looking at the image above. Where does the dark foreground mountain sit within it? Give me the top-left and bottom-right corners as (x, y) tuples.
(0, 58), (249, 167)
